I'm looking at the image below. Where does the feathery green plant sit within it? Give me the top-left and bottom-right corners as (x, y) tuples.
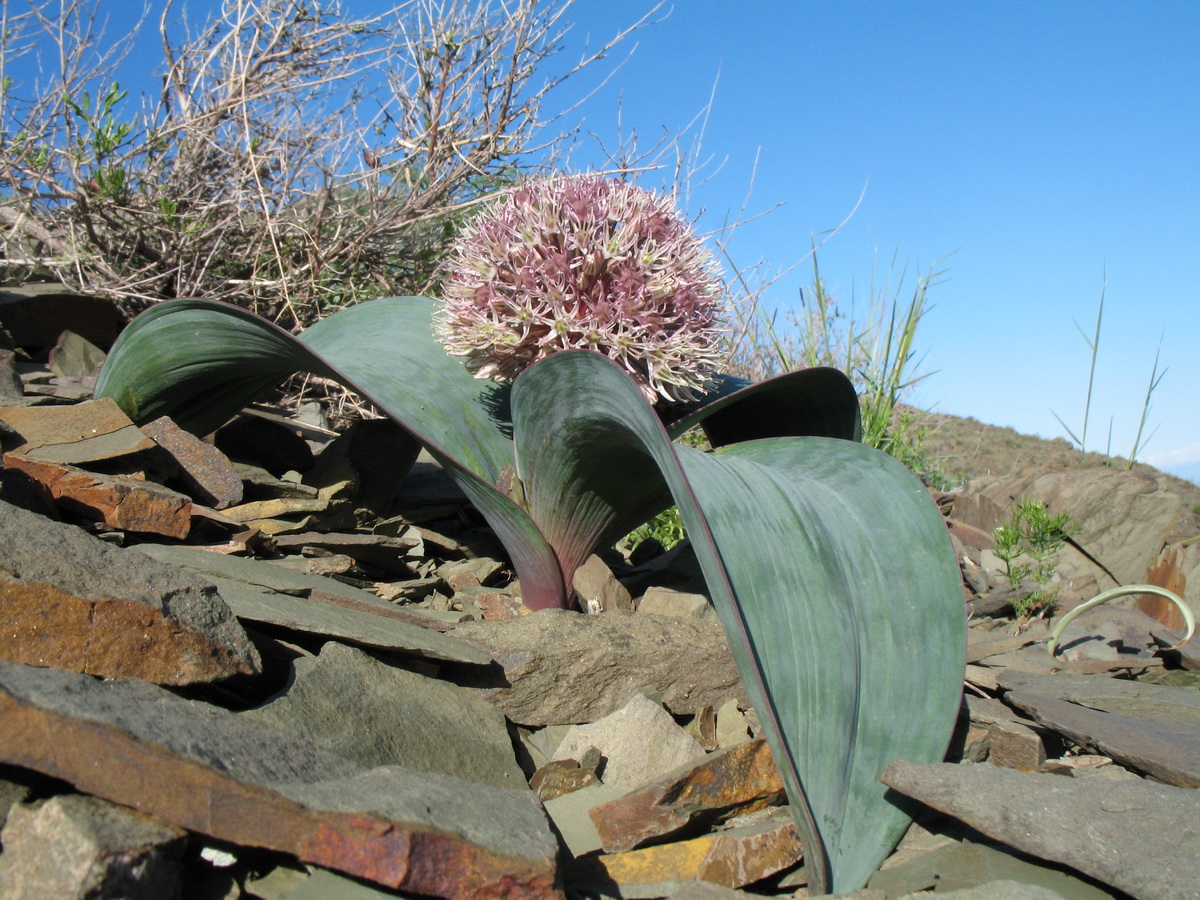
(992, 499), (1076, 619)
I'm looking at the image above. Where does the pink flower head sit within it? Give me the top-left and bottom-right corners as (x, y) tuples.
(435, 174), (727, 404)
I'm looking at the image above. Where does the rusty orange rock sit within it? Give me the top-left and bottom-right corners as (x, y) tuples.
(3, 453), (192, 538)
(589, 738), (786, 853)
(569, 812), (802, 894)
(0, 497), (258, 684)
(0, 662), (562, 900)
(140, 415), (243, 509)
(0, 575), (258, 684)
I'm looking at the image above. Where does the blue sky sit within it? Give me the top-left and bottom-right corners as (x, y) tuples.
(555, 1), (1199, 481)
(9, 1), (1198, 481)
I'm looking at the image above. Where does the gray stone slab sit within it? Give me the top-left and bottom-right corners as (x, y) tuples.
(453, 608), (747, 725)
(881, 761), (1200, 900)
(243, 641), (525, 788)
(0, 660), (558, 896)
(0, 793), (185, 900)
(869, 840), (1109, 899)
(136, 544), (489, 665)
(997, 669), (1200, 724)
(1004, 690), (1200, 787)
(0, 498), (259, 684)
(137, 543), (402, 604)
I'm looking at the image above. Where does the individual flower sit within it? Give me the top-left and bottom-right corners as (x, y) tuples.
(435, 174), (727, 403)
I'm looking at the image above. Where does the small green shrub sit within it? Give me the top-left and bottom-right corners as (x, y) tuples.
(626, 506), (688, 552)
(878, 411), (961, 492)
(992, 499), (1076, 618)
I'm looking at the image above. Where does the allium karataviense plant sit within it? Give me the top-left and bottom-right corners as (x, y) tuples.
(436, 175), (726, 403)
(95, 194), (964, 896)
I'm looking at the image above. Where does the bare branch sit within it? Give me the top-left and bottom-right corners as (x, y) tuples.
(2, 0), (656, 325)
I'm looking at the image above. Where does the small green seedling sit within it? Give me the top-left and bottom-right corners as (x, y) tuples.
(992, 498), (1076, 619)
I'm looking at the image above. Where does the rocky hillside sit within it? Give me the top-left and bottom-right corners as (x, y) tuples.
(906, 404), (1200, 508)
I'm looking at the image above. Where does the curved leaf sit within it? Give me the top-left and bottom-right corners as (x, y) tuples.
(95, 297), (515, 479)
(96, 297), (867, 611)
(95, 298), (568, 609)
(665, 368), (862, 445)
(511, 351), (965, 893)
(94, 299), (330, 438)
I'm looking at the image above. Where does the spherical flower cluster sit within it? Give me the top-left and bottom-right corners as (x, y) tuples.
(435, 174), (727, 404)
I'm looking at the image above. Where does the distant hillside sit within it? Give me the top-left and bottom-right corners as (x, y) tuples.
(903, 406), (1200, 510)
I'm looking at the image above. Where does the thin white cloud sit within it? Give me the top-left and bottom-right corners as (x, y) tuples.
(1144, 442), (1200, 468)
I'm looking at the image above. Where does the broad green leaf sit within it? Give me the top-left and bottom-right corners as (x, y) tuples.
(95, 298), (566, 609)
(666, 368), (862, 445)
(511, 351), (965, 894)
(94, 299), (329, 439)
(97, 297), (864, 611)
(95, 297), (515, 480)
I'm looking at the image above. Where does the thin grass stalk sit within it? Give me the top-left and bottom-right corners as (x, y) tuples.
(1126, 344), (1166, 468)
(1053, 275), (1105, 454)
(1080, 275), (1105, 453)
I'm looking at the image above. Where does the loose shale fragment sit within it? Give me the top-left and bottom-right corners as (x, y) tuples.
(0, 661), (561, 900)
(0, 498), (259, 684)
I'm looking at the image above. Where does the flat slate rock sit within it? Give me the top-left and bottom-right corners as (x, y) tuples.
(270, 531), (421, 574)
(243, 641), (526, 789)
(1002, 690), (1200, 787)
(0, 661), (559, 899)
(0, 498), (259, 684)
(136, 544), (490, 665)
(0, 398), (154, 465)
(996, 669), (1200, 724)
(881, 761), (1200, 900)
(868, 841), (1112, 899)
(453, 609), (747, 725)
(871, 842), (1112, 900)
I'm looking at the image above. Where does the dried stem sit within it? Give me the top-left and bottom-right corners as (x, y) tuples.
(1, 0), (653, 328)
